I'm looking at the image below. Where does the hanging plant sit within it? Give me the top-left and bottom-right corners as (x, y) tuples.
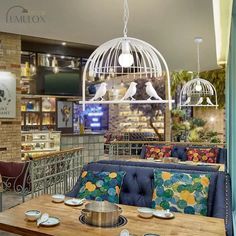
(171, 108), (186, 118)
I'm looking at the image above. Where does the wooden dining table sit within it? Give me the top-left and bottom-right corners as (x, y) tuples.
(0, 195), (225, 236)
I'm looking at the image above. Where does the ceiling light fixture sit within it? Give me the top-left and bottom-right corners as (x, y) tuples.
(80, 0), (174, 110)
(179, 37), (218, 108)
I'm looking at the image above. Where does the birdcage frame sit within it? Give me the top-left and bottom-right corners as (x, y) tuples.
(179, 77), (218, 107)
(79, 36), (174, 111)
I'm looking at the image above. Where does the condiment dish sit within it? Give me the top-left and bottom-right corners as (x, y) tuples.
(52, 194), (65, 203)
(25, 210), (41, 221)
(137, 208), (154, 218)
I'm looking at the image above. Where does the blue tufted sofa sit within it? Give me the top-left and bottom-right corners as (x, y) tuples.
(66, 162), (233, 236)
(140, 145), (227, 165)
(97, 159), (221, 172)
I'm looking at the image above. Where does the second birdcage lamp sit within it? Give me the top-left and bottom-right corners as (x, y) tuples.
(179, 37), (218, 108)
(179, 77), (218, 107)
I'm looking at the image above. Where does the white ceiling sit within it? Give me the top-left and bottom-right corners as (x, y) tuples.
(0, 0), (218, 71)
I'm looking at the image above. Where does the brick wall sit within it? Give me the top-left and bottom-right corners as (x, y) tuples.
(0, 32), (21, 161)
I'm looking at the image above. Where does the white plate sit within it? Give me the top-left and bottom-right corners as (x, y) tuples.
(40, 216), (60, 226)
(153, 210), (174, 219)
(64, 198), (84, 206)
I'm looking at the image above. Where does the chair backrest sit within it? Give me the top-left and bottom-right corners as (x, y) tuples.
(0, 161), (30, 191)
(66, 161), (232, 236)
(140, 145), (227, 164)
(82, 162), (224, 219)
(97, 160), (220, 172)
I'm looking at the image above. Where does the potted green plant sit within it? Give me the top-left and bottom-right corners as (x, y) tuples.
(171, 108), (185, 123)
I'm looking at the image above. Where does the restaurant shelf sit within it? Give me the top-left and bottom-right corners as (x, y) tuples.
(21, 97), (57, 131)
(21, 131), (61, 158)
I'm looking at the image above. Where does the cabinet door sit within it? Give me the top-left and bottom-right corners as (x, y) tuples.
(21, 98), (41, 131)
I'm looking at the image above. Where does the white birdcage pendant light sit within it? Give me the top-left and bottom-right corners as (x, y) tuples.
(179, 38), (218, 108)
(80, 0), (174, 110)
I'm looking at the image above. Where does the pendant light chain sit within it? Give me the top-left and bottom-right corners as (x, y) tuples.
(123, 0), (129, 37)
(197, 41), (200, 77)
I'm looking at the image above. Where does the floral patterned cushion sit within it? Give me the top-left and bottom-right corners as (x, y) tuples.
(77, 171), (126, 203)
(152, 170), (210, 216)
(186, 148), (218, 163)
(145, 145), (172, 159)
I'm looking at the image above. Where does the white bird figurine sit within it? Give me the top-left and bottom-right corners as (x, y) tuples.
(183, 97), (191, 105)
(196, 97), (203, 105)
(145, 81), (163, 100)
(90, 82), (107, 101)
(206, 97), (214, 105)
(121, 82), (137, 100)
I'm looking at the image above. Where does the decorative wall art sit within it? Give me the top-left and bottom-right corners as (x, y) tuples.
(0, 72), (16, 118)
(57, 101), (73, 128)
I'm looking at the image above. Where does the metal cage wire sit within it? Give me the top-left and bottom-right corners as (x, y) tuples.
(81, 36), (173, 110)
(179, 38), (218, 108)
(80, 0), (173, 110)
(179, 77), (218, 107)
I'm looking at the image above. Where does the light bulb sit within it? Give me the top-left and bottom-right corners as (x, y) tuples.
(118, 53), (134, 68)
(53, 66), (59, 74)
(209, 116), (215, 122)
(30, 65), (36, 74)
(195, 81), (202, 92)
(118, 39), (134, 68)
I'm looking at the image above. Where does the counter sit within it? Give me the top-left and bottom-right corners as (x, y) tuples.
(61, 133), (104, 163)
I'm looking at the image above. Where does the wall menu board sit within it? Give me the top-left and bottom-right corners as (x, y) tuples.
(0, 72), (16, 118)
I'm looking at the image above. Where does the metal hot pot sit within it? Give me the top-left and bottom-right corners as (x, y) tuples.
(81, 201), (122, 227)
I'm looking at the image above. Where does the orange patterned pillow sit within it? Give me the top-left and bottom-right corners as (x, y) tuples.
(145, 145), (172, 160)
(186, 148), (218, 163)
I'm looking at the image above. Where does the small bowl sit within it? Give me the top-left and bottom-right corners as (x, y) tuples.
(52, 194), (65, 203)
(25, 210), (41, 221)
(137, 207), (154, 218)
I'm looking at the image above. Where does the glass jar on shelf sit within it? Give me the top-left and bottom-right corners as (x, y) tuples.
(42, 98), (52, 111)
